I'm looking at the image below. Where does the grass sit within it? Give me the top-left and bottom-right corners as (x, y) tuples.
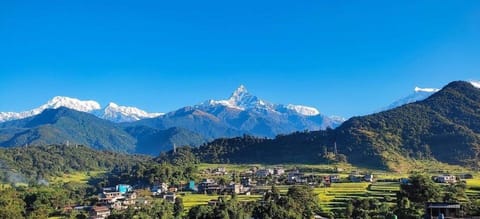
(315, 181), (399, 213)
(179, 192), (262, 210)
(0, 183), (11, 190)
(50, 170), (105, 184)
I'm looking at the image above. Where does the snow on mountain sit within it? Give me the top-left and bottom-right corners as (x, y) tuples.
(385, 86), (439, 110)
(201, 85), (326, 117)
(285, 104), (320, 116)
(205, 85), (269, 110)
(0, 96), (101, 122)
(195, 85), (344, 130)
(99, 102), (163, 122)
(470, 81), (480, 88)
(0, 97), (162, 123)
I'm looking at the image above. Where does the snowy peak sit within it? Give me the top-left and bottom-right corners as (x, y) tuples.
(100, 102), (163, 122)
(286, 104), (320, 116)
(199, 85), (332, 119)
(0, 97), (163, 123)
(226, 85), (265, 109)
(0, 96), (101, 122)
(231, 84), (248, 97)
(44, 96), (101, 112)
(203, 85), (266, 110)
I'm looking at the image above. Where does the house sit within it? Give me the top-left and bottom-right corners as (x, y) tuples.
(364, 174), (374, 182)
(98, 191), (123, 204)
(226, 183), (243, 194)
(89, 205), (111, 219)
(425, 202), (461, 218)
(122, 192), (137, 206)
(163, 192), (176, 203)
(151, 183), (168, 196)
(256, 169), (273, 178)
(329, 175), (340, 183)
(287, 172), (305, 184)
(168, 187), (178, 193)
(273, 167), (285, 175)
(187, 180), (196, 191)
(213, 167), (228, 175)
(435, 175), (457, 184)
(116, 184), (132, 194)
(322, 176), (331, 187)
(241, 177), (252, 187)
(110, 201), (125, 210)
(198, 179), (221, 194)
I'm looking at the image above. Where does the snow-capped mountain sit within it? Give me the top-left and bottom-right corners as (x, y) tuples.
(98, 102), (163, 123)
(0, 96), (101, 122)
(385, 86), (440, 110)
(0, 96), (162, 123)
(134, 85), (345, 138)
(200, 85), (324, 117)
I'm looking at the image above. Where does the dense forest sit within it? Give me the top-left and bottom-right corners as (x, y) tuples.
(0, 145), (151, 184)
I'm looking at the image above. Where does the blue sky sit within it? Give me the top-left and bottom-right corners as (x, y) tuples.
(0, 1), (479, 118)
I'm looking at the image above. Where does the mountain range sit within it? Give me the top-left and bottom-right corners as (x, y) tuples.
(131, 85), (344, 138)
(194, 81), (480, 171)
(0, 96), (163, 123)
(1, 81), (478, 166)
(0, 85), (344, 154)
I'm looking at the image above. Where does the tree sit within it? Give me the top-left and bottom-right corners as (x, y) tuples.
(399, 174), (440, 204)
(0, 189), (25, 219)
(174, 197), (184, 218)
(395, 174), (441, 218)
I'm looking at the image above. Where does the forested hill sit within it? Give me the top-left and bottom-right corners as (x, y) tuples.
(0, 145), (151, 183)
(195, 81), (480, 170)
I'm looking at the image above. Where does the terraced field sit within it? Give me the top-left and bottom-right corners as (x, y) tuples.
(196, 163), (480, 214)
(466, 178), (480, 201)
(317, 180), (403, 212)
(180, 192), (262, 210)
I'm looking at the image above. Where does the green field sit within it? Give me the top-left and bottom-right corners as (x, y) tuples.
(0, 183), (11, 190)
(180, 192), (262, 209)
(50, 170), (105, 184)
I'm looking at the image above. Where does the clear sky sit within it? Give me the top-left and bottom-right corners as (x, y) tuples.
(0, 1), (479, 118)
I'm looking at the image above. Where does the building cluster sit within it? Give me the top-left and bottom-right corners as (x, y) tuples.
(90, 184), (142, 218)
(61, 165), (475, 219)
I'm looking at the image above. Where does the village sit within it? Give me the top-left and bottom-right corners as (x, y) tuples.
(72, 165), (476, 219)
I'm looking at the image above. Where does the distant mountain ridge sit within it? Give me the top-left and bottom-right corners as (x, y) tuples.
(132, 85), (345, 138)
(0, 107), (137, 152)
(0, 85), (345, 154)
(0, 107), (204, 155)
(384, 86), (440, 110)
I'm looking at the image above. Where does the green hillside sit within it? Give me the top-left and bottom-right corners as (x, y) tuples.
(195, 81), (480, 171)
